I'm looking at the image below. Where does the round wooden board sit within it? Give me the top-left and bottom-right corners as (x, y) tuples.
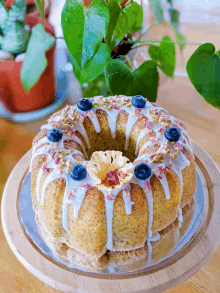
(1, 141), (220, 293)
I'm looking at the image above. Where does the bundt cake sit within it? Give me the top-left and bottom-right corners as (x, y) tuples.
(30, 95), (197, 267)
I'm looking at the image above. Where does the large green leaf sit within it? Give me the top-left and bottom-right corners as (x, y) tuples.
(35, 0), (45, 26)
(124, 2), (143, 32)
(148, 36), (175, 78)
(105, 59), (159, 101)
(133, 61), (158, 102)
(21, 24), (55, 92)
(110, 10), (128, 51)
(105, 0), (121, 47)
(80, 43), (111, 83)
(105, 59), (133, 95)
(108, 1), (143, 50)
(186, 43), (220, 109)
(149, 0), (163, 24)
(61, 0), (109, 69)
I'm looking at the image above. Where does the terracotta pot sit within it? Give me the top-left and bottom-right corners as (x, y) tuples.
(0, 15), (55, 113)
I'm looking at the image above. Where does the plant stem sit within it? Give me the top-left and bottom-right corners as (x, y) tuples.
(125, 40), (204, 46)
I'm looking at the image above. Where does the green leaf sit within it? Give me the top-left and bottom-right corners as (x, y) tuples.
(169, 8), (179, 29)
(105, 59), (133, 95)
(149, 0), (163, 24)
(82, 74), (111, 97)
(186, 43), (220, 109)
(148, 36), (175, 78)
(80, 43), (111, 84)
(105, 0), (121, 47)
(61, 0), (109, 69)
(110, 10), (128, 50)
(133, 61), (158, 102)
(105, 59), (159, 101)
(167, 0), (172, 5)
(1, 22), (29, 54)
(21, 24), (55, 92)
(124, 2), (143, 32)
(35, 0), (45, 26)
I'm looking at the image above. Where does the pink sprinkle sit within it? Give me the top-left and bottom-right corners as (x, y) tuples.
(151, 139), (157, 145)
(158, 127), (165, 133)
(155, 166), (165, 175)
(59, 170), (63, 175)
(118, 172), (126, 179)
(79, 184), (91, 189)
(154, 109), (161, 117)
(112, 100), (117, 105)
(113, 106), (119, 110)
(52, 151), (58, 159)
(158, 175), (162, 180)
(42, 163), (49, 173)
(149, 154), (156, 160)
(107, 194), (117, 201)
(78, 113), (85, 120)
(169, 163), (173, 167)
(67, 126), (75, 131)
(125, 98), (130, 103)
(124, 188), (129, 196)
(135, 108), (142, 115)
(55, 157), (60, 164)
(183, 139), (186, 144)
(57, 121), (62, 128)
(143, 119), (152, 130)
(174, 143), (183, 150)
(145, 98), (149, 102)
(67, 190), (75, 201)
(144, 181), (151, 193)
(88, 111), (95, 118)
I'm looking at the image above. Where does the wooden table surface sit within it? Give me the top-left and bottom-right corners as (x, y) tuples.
(1, 22), (220, 292)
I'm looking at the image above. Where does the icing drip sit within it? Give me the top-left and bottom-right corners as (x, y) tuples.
(106, 109), (119, 139)
(158, 172), (170, 200)
(103, 189), (118, 250)
(122, 184), (134, 214)
(89, 115), (101, 133)
(137, 179), (154, 238)
(124, 113), (139, 150)
(76, 124), (91, 149)
(36, 167), (44, 201)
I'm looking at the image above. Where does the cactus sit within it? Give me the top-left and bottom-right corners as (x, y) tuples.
(0, 0), (29, 54)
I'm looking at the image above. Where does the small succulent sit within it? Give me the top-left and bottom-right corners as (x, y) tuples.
(0, 0), (29, 54)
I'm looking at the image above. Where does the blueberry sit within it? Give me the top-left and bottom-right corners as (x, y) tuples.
(77, 98), (93, 111)
(69, 164), (87, 181)
(47, 128), (63, 142)
(134, 163), (151, 180)
(164, 127), (181, 142)
(131, 95), (146, 108)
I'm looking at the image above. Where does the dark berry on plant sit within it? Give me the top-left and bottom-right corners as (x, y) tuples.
(131, 95), (146, 108)
(164, 127), (181, 142)
(47, 128), (63, 142)
(77, 98), (93, 111)
(134, 163), (151, 180)
(69, 164), (87, 181)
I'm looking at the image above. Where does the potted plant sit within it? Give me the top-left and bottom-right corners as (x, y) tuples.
(59, 0), (220, 110)
(0, 0), (56, 113)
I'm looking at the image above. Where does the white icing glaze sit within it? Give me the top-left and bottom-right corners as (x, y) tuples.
(31, 95), (193, 252)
